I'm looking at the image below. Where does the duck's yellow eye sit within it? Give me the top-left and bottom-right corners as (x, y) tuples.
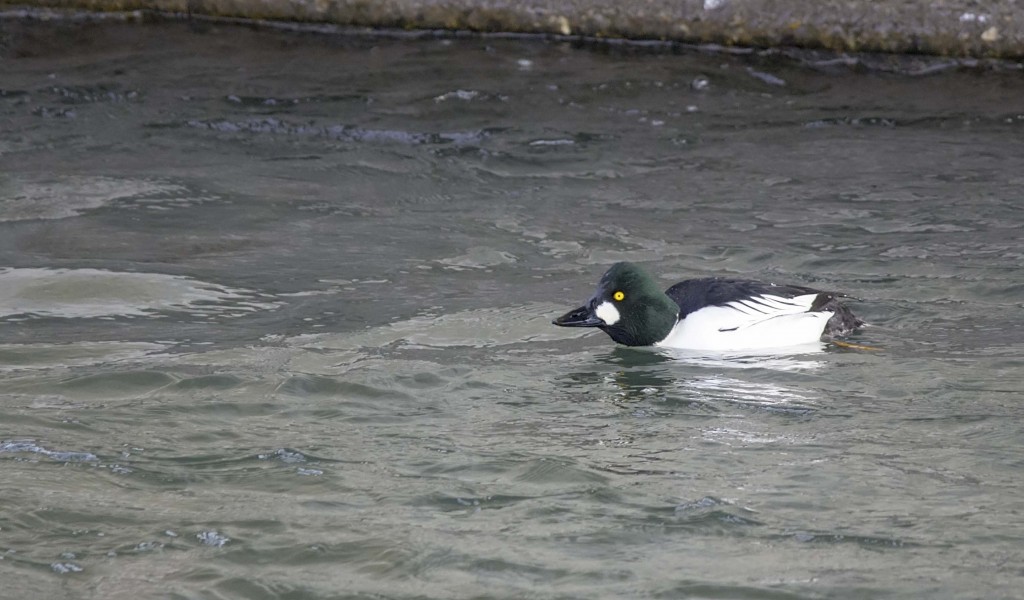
(613, 291), (625, 301)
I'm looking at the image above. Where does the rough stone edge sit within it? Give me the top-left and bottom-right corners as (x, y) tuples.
(2, 0), (1024, 59)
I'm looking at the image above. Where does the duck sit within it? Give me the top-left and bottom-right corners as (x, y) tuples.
(553, 262), (863, 351)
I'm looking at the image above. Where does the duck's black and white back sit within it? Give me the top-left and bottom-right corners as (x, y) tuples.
(553, 262), (863, 351)
(658, 278), (862, 350)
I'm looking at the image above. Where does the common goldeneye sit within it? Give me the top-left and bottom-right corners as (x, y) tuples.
(553, 262), (863, 351)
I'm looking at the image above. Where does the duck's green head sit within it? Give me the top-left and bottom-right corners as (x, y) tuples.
(553, 262), (679, 347)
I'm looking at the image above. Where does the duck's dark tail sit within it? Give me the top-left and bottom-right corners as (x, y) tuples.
(810, 293), (865, 337)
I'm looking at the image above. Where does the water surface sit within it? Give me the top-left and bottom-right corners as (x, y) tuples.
(1, 19), (1023, 600)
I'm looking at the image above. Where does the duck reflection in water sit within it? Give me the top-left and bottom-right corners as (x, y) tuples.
(555, 346), (820, 410)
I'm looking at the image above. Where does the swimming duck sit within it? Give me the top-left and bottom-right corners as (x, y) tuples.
(553, 262), (862, 351)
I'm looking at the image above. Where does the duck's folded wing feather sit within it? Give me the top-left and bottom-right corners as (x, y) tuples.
(665, 278), (825, 318)
(720, 293), (816, 320)
(688, 293), (821, 330)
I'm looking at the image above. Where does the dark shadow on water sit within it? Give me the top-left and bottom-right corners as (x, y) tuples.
(552, 347), (705, 406)
(598, 345), (677, 368)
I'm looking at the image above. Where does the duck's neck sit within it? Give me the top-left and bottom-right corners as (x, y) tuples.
(639, 293), (680, 345)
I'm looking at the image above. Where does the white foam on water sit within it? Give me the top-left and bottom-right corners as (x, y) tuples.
(0, 440), (98, 462)
(0, 175), (192, 222)
(0, 268), (279, 319)
(0, 341), (168, 371)
(291, 302), (577, 351)
(437, 247), (519, 269)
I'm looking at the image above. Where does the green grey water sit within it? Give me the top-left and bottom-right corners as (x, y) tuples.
(1, 19), (1023, 600)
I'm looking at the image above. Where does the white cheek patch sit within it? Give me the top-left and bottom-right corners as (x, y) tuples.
(595, 301), (620, 326)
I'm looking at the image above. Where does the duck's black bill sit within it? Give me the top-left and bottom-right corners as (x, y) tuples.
(553, 305), (603, 328)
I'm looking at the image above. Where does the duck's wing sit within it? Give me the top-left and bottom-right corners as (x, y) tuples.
(663, 278), (861, 344)
(665, 278), (824, 319)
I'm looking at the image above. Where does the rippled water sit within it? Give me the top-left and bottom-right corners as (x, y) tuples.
(2, 18), (1023, 600)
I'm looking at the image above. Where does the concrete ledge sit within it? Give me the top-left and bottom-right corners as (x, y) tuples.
(2, 0), (1023, 59)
